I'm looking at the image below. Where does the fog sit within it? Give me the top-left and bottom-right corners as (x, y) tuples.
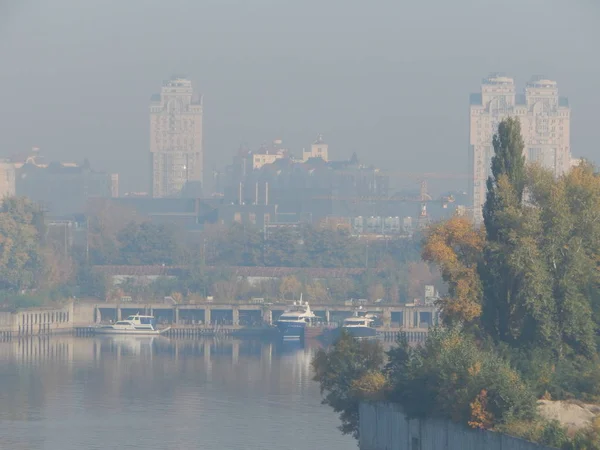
(0, 0), (598, 193)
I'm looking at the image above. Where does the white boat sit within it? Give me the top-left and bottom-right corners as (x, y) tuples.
(275, 295), (319, 340)
(96, 314), (171, 335)
(341, 309), (378, 338)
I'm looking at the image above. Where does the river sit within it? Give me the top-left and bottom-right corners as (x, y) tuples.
(0, 336), (355, 450)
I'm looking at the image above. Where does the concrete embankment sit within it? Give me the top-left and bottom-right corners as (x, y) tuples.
(359, 403), (556, 450)
(0, 303), (74, 339)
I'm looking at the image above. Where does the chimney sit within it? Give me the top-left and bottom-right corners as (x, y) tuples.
(265, 182), (269, 206)
(239, 182), (243, 205)
(255, 182), (259, 205)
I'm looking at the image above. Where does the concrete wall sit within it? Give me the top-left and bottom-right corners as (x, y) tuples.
(0, 303), (74, 336)
(359, 403), (554, 450)
(73, 302), (97, 326)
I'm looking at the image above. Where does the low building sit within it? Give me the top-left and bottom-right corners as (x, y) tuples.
(253, 139), (288, 169)
(88, 197), (218, 231)
(12, 151), (117, 217)
(302, 134), (329, 162)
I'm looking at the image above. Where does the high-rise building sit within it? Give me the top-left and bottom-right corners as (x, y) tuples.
(469, 74), (571, 223)
(0, 160), (16, 198)
(150, 77), (203, 198)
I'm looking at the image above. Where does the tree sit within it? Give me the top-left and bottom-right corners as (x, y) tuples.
(483, 116), (526, 240)
(305, 280), (329, 304)
(422, 119), (600, 359)
(479, 117), (545, 345)
(422, 216), (485, 324)
(213, 222), (263, 266)
(0, 197), (46, 290)
(407, 262), (436, 300)
(302, 226), (363, 268)
(85, 201), (140, 264)
(367, 283), (385, 302)
(212, 277), (239, 302)
(312, 331), (385, 438)
(326, 278), (355, 302)
(279, 275), (301, 300)
(264, 227), (303, 267)
(118, 221), (182, 265)
(385, 327), (536, 427)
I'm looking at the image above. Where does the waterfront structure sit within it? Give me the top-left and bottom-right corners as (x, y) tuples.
(0, 303), (73, 338)
(469, 74), (571, 223)
(150, 77), (203, 198)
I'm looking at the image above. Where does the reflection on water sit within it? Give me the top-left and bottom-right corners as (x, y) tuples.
(0, 336), (353, 450)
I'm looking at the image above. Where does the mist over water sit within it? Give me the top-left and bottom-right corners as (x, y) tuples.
(0, 337), (353, 450)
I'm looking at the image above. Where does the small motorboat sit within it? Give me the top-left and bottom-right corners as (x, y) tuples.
(96, 314), (171, 335)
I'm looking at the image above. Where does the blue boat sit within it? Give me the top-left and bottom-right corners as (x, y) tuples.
(275, 295), (318, 340)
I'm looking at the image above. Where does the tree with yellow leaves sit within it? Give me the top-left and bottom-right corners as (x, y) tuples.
(422, 216), (485, 324)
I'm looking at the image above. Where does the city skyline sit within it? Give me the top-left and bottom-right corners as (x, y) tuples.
(469, 74), (572, 223)
(150, 77), (203, 198)
(1, 1), (597, 195)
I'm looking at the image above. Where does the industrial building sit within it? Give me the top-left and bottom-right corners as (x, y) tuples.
(11, 150), (117, 217)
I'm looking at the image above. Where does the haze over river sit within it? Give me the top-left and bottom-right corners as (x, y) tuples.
(0, 336), (354, 450)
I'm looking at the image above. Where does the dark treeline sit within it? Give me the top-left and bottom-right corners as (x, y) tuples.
(78, 212), (429, 304)
(83, 202), (421, 270)
(0, 194), (431, 306)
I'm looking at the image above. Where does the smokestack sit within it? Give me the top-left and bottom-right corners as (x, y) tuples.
(265, 182), (269, 206)
(239, 182), (243, 205)
(255, 182), (259, 205)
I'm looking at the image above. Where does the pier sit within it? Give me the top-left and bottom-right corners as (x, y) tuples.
(88, 303), (439, 331)
(88, 302), (439, 329)
(75, 302), (438, 341)
(2, 301), (438, 340)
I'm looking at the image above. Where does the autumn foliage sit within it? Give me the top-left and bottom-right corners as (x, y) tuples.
(422, 216), (485, 324)
(468, 390), (494, 430)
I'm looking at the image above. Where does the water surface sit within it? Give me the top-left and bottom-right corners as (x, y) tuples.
(0, 336), (355, 450)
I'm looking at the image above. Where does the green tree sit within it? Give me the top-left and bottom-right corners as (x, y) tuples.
(479, 117), (558, 348)
(312, 331), (385, 438)
(0, 197), (46, 290)
(85, 201), (140, 264)
(483, 116), (526, 239)
(302, 226), (362, 268)
(264, 227), (303, 266)
(385, 328), (536, 427)
(118, 221), (182, 265)
(213, 222), (263, 266)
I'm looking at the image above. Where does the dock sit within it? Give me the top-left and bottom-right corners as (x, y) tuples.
(73, 324), (430, 342)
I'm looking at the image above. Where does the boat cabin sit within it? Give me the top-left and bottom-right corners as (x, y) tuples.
(344, 317), (373, 327)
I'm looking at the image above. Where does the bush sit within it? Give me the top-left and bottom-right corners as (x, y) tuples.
(385, 327), (536, 428)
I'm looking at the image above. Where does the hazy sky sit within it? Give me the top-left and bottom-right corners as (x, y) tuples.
(0, 0), (598, 194)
